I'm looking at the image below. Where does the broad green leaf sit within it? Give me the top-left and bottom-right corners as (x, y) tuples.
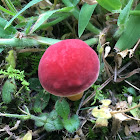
(115, 4), (140, 50)
(63, 115), (80, 133)
(71, 0), (80, 6)
(35, 113), (48, 127)
(44, 118), (63, 131)
(33, 91), (50, 113)
(2, 79), (16, 104)
(44, 110), (63, 131)
(0, 17), (17, 38)
(4, 0), (43, 29)
(30, 7), (73, 33)
(78, 3), (97, 37)
(118, 0), (133, 27)
(96, 0), (122, 12)
(29, 78), (42, 91)
(55, 99), (70, 120)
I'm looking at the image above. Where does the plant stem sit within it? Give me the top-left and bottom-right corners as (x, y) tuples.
(0, 38), (38, 47)
(0, 36), (98, 48)
(130, 10), (140, 16)
(0, 112), (30, 120)
(30, 115), (46, 123)
(62, 0), (101, 35)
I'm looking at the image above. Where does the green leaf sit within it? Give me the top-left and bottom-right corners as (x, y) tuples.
(34, 113), (48, 127)
(2, 79), (16, 104)
(4, 0), (43, 29)
(0, 48), (4, 53)
(118, 0), (133, 27)
(130, 103), (140, 118)
(24, 17), (34, 35)
(96, 0), (122, 12)
(115, 3), (140, 50)
(6, 50), (17, 69)
(63, 115), (80, 133)
(30, 7), (73, 33)
(44, 118), (63, 131)
(0, 17), (17, 38)
(78, 3), (97, 37)
(44, 110), (63, 131)
(71, 0), (80, 6)
(55, 99), (70, 120)
(33, 91), (50, 113)
(29, 78), (42, 91)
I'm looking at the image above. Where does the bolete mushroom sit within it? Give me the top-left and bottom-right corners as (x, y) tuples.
(38, 39), (100, 101)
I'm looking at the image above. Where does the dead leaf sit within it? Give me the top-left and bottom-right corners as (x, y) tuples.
(116, 101), (128, 110)
(129, 124), (140, 133)
(124, 124), (131, 136)
(117, 49), (129, 59)
(115, 54), (122, 68)
(104, 46), (111, 58)
(113, 113), (130, 121)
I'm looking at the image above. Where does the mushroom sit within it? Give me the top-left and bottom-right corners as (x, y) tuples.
(38, 39), (100, 101)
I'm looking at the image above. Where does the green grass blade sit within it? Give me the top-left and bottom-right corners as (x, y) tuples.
(4, 0), (43, 29)
(115, 4), (140, 51)
(0, 17), (17, 38)
(0, 6), (25, 20)
(5, 0), (17, 13)
(96, 0), (122, 12)
(118, 0), (133, 27)
(30, 7), (73, 34)
(78, 3), (97, 37)
(62, 0), (101, 35)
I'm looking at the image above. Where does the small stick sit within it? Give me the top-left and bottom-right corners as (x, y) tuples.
(82, 76), (113, 106)
(111, 103), (140, 115)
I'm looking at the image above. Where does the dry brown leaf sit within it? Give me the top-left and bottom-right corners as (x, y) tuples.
(113, 113), (130, 121)
(104, 46), (111, 58)
(117, 49), (129, 59)
(124, 124), (131, 136)
(129, 124), (140, 133)
(115, 54), (122, 68)
(116, 101), (128, 110)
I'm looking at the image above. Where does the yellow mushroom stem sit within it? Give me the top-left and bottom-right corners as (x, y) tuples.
(67, 92), (84, 101)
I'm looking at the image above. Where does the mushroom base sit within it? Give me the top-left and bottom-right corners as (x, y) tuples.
(67, 92), (83, 101)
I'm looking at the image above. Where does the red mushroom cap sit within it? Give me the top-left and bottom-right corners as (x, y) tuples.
(38, 39), (100, 97)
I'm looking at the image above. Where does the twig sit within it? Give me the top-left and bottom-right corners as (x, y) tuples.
(124, 80), (140, 92)
(111, 103), (140, 115)
(123, 113), (140, 121)
(82, 76), (113, 106)
(17, 48), (46, 53)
